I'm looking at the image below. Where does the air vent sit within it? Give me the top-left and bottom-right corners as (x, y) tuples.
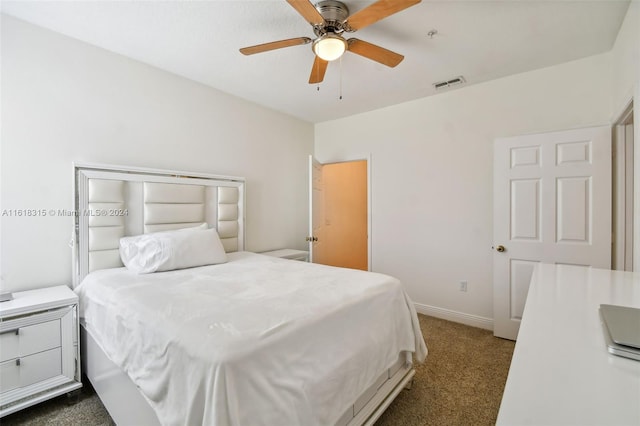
(433, 76), (466, 90)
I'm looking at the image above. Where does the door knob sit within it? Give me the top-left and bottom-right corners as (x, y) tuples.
(496, 245), (506, 253)
(305, 236), (318, 242)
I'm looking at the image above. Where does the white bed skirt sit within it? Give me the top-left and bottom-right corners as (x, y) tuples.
(81, 323), (414, 426)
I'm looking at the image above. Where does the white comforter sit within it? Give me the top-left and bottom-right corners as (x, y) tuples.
(76, 252), (427, 426)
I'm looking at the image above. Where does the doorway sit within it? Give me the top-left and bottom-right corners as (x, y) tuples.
(308, 157), (369, 271)
(612, 101), (634, 271)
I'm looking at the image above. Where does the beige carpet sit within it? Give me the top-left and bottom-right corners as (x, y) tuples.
(1, 382), (112, 426)
(2, 314), (514, 425)
(375, 315), (515, 426)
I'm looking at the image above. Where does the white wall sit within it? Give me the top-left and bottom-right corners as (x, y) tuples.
(2, 4), (637, 326)
(315, 53), (613, 326)
(0, 15), (313, 292)
(610, 1), (639, 117)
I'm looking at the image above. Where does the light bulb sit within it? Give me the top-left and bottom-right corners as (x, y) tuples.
(312, 33), (347, 61)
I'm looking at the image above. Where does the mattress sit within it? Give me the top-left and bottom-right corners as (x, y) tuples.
(75, 251), (427, 425)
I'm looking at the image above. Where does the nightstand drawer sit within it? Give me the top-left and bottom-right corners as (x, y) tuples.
(0, 318), (61, 362)
(0, 347), (62, 394)
(0, 360), (19, 394)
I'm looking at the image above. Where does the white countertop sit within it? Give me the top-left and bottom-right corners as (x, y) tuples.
(497, 264), (640, 425)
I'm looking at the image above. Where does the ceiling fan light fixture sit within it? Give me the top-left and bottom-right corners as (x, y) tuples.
(312, 33), (347, 61)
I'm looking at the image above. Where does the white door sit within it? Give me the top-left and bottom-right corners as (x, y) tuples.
(493, 126), (611, 340)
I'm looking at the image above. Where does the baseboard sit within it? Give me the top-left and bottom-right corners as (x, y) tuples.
(414, 303), (494, 331)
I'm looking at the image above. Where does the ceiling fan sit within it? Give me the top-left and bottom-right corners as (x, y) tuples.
(239, 0), (422, 84)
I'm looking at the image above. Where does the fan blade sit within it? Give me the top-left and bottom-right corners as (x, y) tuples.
(347, 38), (404, 67)
(240, 37), (311, 55)
(346, 0), (421, 31)
(309, 56), (329, 84)
(286, 0), (325, 26)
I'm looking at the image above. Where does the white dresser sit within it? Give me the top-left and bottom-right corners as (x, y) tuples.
(497, 264), (640, 425)
(0, 285), (82, 417)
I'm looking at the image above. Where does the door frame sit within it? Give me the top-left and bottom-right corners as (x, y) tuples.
(309, 155), (372, 271)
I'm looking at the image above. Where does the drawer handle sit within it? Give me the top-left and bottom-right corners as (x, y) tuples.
(16, 358), (20, 366)
(0, 328), (19, 336)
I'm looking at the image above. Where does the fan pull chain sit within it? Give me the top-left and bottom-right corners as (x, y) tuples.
(339, 56), (343, 100)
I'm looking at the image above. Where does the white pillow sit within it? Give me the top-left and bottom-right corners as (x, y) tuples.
(119, 226), (227, 274)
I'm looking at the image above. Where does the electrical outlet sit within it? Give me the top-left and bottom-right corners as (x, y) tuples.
(459, 280), (468, 292)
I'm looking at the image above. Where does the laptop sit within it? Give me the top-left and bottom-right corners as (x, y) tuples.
(599, 304), (640, 361)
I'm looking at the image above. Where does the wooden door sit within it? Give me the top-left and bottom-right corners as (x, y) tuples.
(308, 157), (368, 270)
(493, 126), (611, 340)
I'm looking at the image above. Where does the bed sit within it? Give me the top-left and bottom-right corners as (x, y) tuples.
(72, 163), (427, 425)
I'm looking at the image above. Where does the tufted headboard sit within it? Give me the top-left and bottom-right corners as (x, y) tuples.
(72, 163), (245, 286)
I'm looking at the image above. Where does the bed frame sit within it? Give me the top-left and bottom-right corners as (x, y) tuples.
(72, 163), (414, 426)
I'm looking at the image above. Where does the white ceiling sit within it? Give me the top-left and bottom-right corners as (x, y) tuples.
(1, 0), (630, 123)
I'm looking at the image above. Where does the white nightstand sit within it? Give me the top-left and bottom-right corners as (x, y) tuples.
(260, 249), (309, 262)
(0, 285), (82, 417)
